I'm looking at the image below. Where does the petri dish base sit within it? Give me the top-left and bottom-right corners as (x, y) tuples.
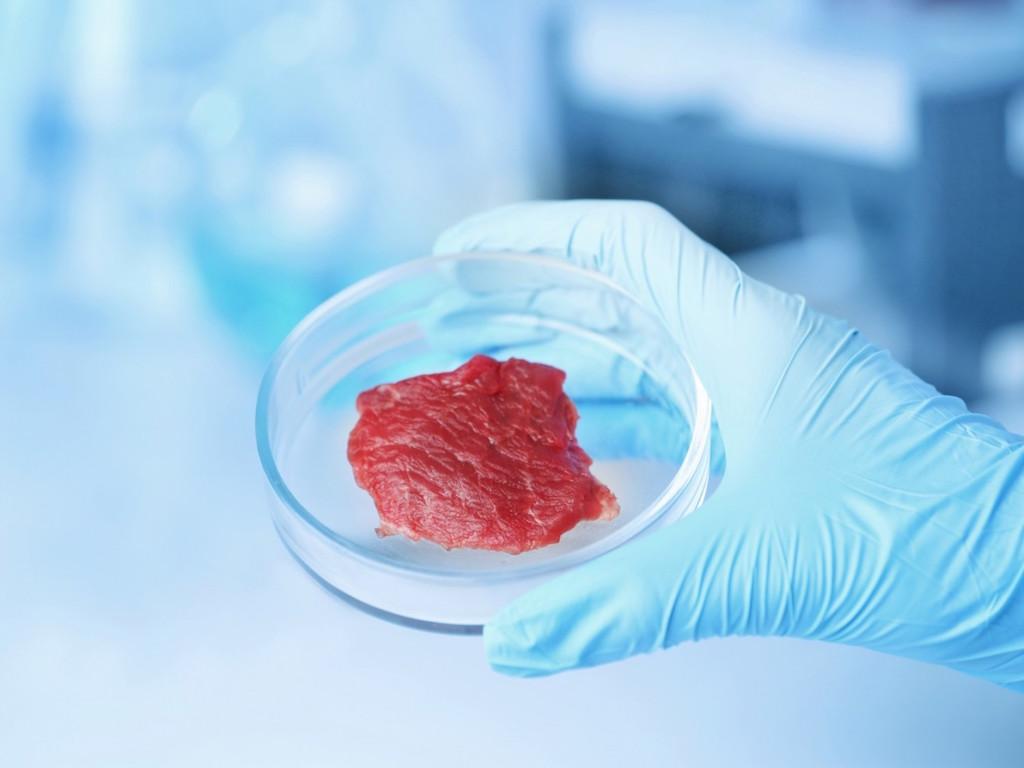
(256, 252), (711, 631)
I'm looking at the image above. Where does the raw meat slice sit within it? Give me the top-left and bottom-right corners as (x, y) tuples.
(347, 355), (619, 554)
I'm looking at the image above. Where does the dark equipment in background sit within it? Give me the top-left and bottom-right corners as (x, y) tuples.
(550, 6), (1024, 400)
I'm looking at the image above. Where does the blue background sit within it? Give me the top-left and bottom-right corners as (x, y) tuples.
(3, 1), (1024, 765)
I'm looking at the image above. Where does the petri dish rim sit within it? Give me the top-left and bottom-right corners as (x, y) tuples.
(255, 251), (711, 584)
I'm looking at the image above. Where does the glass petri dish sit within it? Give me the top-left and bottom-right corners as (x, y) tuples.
(255, 252), (711, 633)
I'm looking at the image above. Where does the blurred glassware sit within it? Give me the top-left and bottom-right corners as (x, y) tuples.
(1, 0), (550, 355)
(173, 0), (548, 354)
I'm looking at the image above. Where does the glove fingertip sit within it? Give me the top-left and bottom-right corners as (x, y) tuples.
(483, 614), (542, 677)
(432, 223), (471, 255)
(432, 204), (524, 255)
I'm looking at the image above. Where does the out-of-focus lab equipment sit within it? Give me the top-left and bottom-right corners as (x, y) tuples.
(553, 2), (1024, 405)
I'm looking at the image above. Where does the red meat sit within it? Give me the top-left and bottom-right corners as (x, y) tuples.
(347, 355), (619, 554)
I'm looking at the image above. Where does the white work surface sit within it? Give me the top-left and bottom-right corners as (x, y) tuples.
(3, 302), (1023, 768)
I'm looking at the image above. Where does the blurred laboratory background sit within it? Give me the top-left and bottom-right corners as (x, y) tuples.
(4, 1), (1024, 766)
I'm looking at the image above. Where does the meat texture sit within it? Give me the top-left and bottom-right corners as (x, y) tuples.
(347, 355), (619, 554)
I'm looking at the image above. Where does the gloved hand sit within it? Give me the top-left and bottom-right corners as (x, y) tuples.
(434, 200), (1024, 692)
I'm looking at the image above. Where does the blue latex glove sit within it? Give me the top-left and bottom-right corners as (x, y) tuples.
(435, 200), (1024, 692)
